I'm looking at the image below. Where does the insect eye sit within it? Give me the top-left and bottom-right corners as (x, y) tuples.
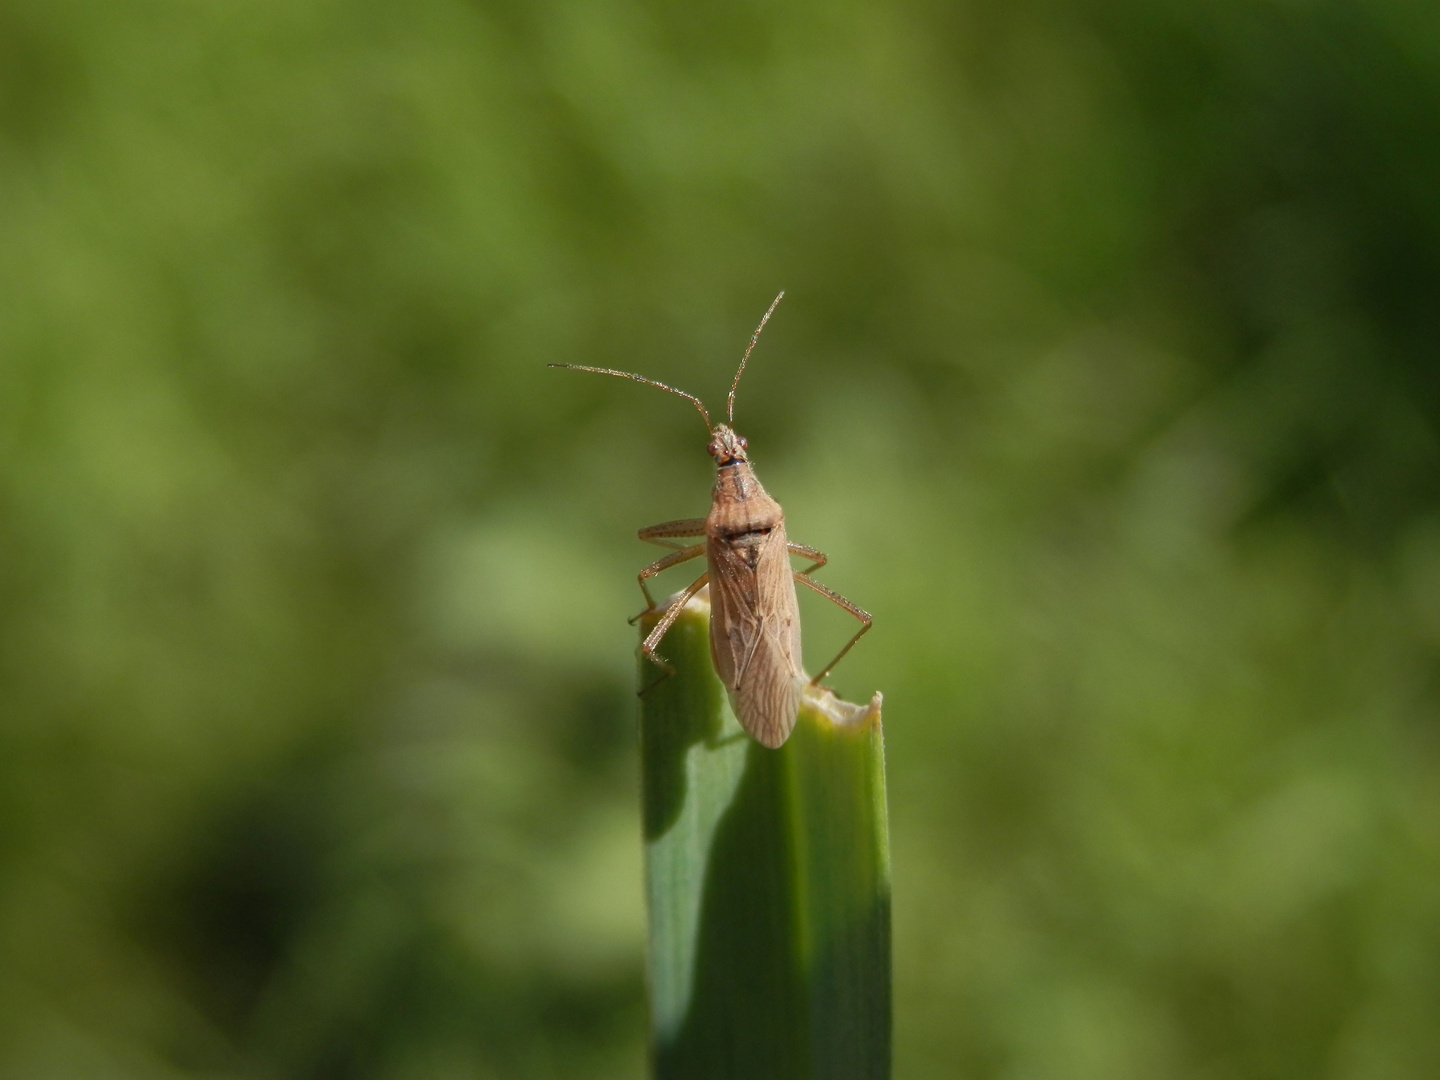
(707, 442), (718, 455)
(738, 437), (748, 449)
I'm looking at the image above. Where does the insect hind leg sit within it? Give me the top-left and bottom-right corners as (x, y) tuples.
(793, 571), (872, 685)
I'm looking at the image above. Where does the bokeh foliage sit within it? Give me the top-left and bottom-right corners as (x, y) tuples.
(2, 0), (1438, 1077)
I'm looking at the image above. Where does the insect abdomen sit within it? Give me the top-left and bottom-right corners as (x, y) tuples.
(707, 522), (804, 748)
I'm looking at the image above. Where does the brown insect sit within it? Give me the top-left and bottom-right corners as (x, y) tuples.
(551, 292), (872, 747)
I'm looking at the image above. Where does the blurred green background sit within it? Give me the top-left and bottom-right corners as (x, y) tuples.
(3, 0), (1439, 1077)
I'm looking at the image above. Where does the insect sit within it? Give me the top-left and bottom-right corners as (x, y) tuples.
(551, 292), (871, 747)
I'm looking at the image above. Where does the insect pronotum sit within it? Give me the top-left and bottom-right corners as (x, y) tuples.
(551, 292), (872, 748)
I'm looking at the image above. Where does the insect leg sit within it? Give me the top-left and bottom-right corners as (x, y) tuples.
(634, 542), (706, 614)
(639, 518), (708, 542)
(786, 540), (827, 575)
(639, 571), (710, 695)
(794, 572), (873, 685)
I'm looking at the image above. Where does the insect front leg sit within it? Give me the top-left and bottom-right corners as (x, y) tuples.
(639, 571), (710, 696)
(639, 518), (708, 546)
(634, 542), (706, 616)
(794, 571), (873, 686)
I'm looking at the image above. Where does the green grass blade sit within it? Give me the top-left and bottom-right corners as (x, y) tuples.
(640, 595), (890, 1080)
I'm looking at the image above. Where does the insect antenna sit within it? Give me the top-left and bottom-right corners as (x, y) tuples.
(727, 290), (784, 425)
(549, 363), (712, 430)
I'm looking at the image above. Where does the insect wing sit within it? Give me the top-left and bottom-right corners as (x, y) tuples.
(708, 524), (805, 748)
